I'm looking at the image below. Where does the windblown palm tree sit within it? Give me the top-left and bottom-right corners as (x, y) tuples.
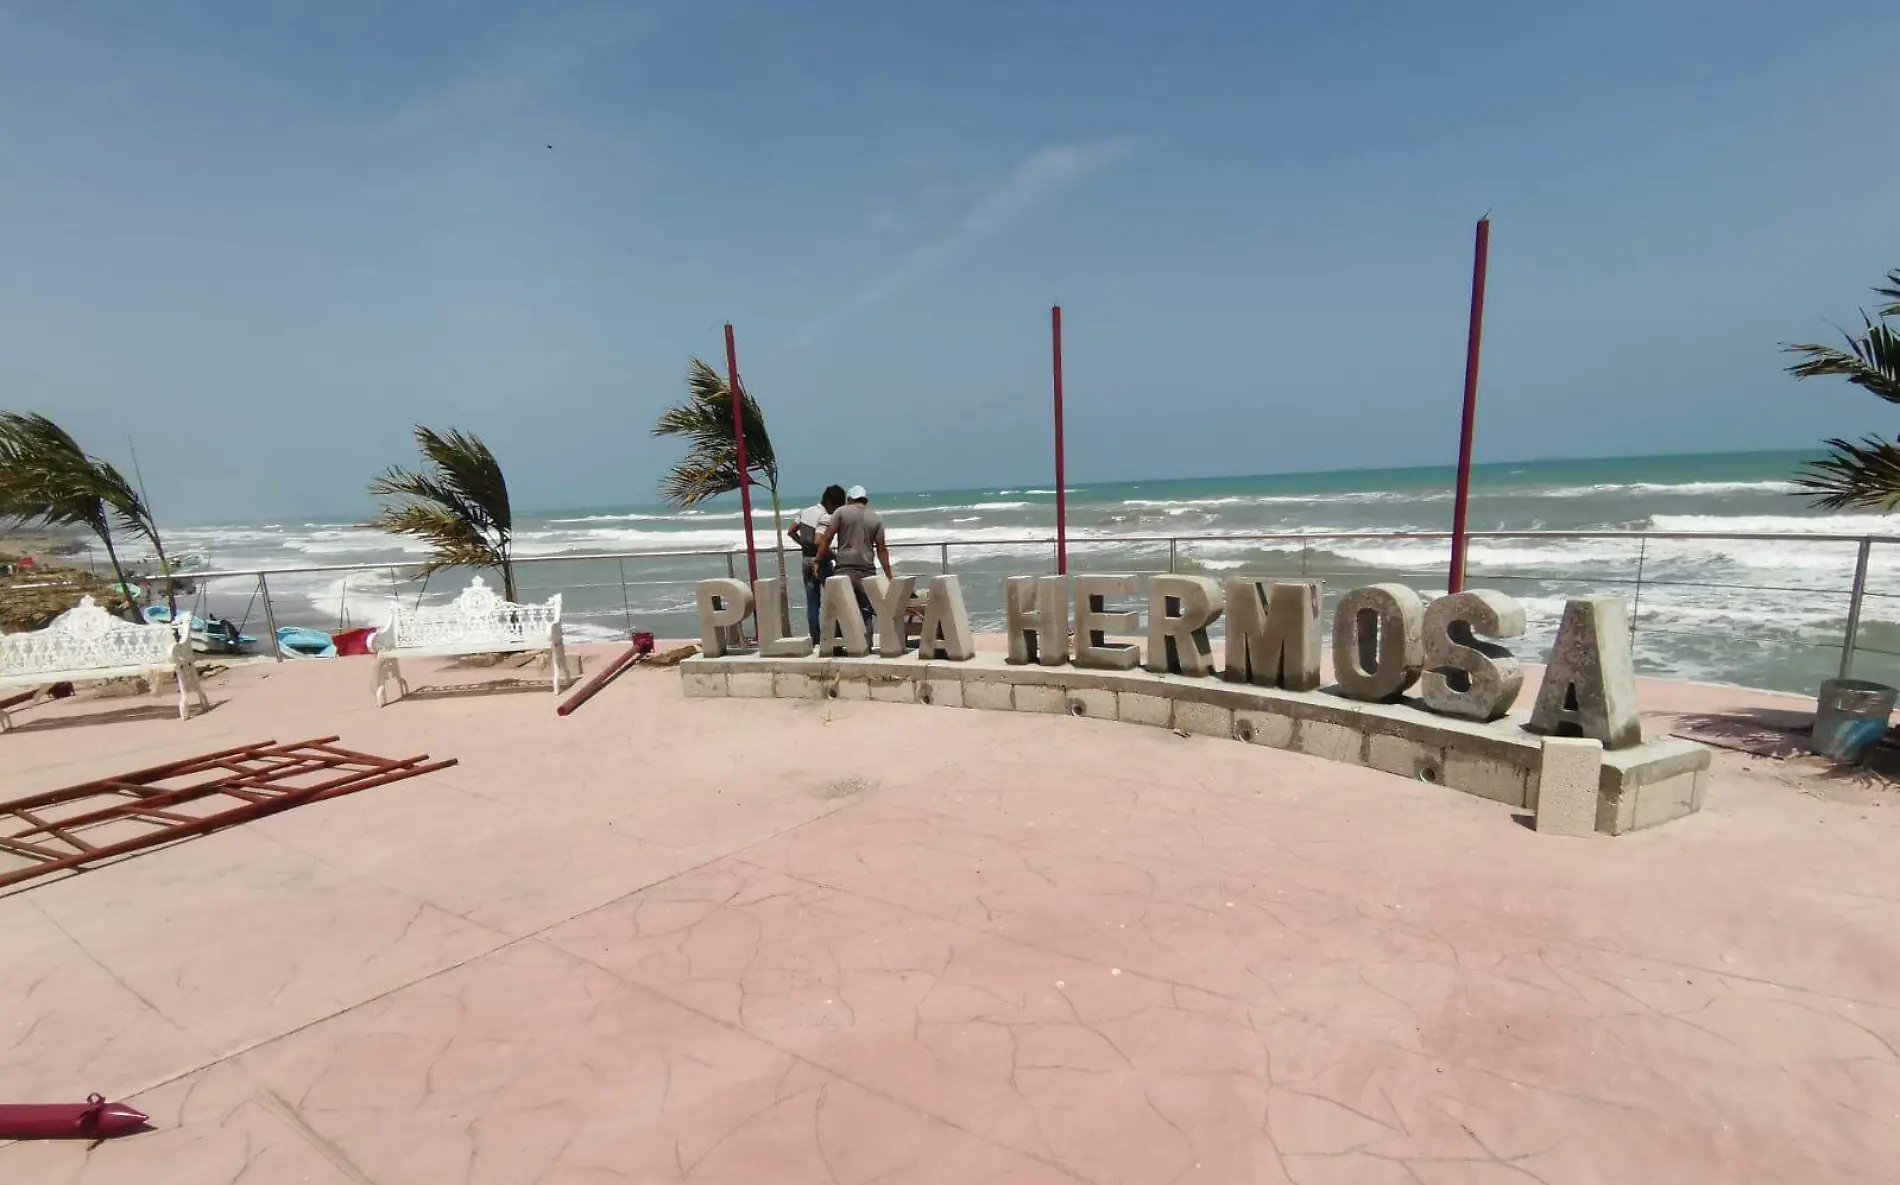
(369, 426), (517, 599)
(1785, 269), (1900, 509)
(0, 412), (164, 609)
(652, 358), (788, 591)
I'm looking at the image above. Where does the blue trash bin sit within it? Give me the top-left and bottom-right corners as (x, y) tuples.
(1811, 678), (1897, 763)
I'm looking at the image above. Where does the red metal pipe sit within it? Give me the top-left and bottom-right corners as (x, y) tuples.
(1448, 216), (1491, 594)
(725, 323), (759, 588)
(1051, 305), (1068, 577)
(556, 632), (655, 716)
(0, 1096), (150, 1140)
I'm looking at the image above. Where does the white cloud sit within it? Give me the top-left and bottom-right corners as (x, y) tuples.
(793, 139), (1134, 345)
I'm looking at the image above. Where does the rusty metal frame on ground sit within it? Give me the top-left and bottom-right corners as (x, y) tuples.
(0, 737), (456, 891)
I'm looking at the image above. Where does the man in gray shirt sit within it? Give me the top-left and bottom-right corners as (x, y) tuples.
(816, 485), (892, 631)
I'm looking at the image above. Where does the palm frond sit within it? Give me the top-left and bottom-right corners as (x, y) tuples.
(0, 412), (113, 536)
(1874, 268), (1900, 319)
(87, 457), (159, 548)
(369, 503), (503, 576)
(1784, 317), (1900, 404)
(651, 358), (778, 506)
(369, 425), (516, 597)
(659, 458), (741, 508)
(1791, 437), (1900, 511)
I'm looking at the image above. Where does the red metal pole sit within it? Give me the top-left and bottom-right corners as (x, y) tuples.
(556, 632), (654, 717)
(1051, 305), (1067, 577)
(1447, 216), (1490, 594)
(724, 323), (759, 587)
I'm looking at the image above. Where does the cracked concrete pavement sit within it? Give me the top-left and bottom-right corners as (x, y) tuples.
(2, 646), (1897, 1182)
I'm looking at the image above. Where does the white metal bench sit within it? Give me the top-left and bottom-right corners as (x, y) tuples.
(371, 576), (570, 707)
(0, 596), (209, 732)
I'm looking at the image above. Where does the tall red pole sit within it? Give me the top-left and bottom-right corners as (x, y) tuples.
(1447, 216), (1490, 594)
(724, 323), (759, 587)
(1051, 305), (1068, 576)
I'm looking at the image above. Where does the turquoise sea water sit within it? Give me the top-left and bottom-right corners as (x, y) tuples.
(162, 450), (1900, 694)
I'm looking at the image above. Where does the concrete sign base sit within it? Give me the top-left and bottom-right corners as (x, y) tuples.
(679, 651), (1710, 836)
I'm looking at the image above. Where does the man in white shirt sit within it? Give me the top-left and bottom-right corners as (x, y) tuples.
(788, 484), (846, 643)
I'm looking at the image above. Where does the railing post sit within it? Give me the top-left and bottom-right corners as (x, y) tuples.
(1629, 536), (1648, 647)
(725, 552), (737, 580)
(258, 573), (282, 663)
(940, 542), (949, 574)
(1169, 538), (1178, 574)
(617, 557), (633, 633)
(1300, 540), (1310, 578)
(1841, 537), (1873, 679)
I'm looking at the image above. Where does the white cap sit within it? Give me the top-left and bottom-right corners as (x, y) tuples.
(846, 485), (869, 501)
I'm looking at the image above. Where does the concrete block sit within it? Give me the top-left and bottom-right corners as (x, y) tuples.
(680, 667), (728, 698)
(1175, 701), (1235, 739)
(1146, 575), (1223, 676)
(1074, 574), (1141, 670)
(1234, 709), (1294, 748)
(818, 576), (871, 658)
(1528, 597), (1643, 750)
(833, 678), (870, 701)
(870, 676), (919, 702)
(729, 672), (775, 698)
(1444, 746), (1531, 808)
(1420, 590), (1524, 722)
(1118, 692), (1173, 728)
(1298, 720), (1362, 764)
(696, 579), (752, 658)
(964, 680), (1014, 711)
(1006, 576), (1069, 666)
(774, 671), (821, 699)
(1014, 684), (1067, 714)
(1368, 733), (1441, 781)
(1332, 583), (1424, 702)
(1065, 687), (1118, 720)
(1224, 579), (1322, 691)
(1535, 737), (1604, 837)
(863, 574), (917, 658)
(921, 679), (963, 708)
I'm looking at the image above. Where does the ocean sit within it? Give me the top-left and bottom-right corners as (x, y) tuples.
(152, 450), (1900, 696)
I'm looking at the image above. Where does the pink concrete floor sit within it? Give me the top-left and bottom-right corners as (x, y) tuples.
(2, 646), (1897, 1183)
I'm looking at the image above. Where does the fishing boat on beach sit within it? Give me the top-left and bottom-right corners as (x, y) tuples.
(139, 606), (256, 654)
(275, 626), (338, 658)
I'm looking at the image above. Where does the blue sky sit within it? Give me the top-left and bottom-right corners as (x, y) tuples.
(1, 1), (1896, 522)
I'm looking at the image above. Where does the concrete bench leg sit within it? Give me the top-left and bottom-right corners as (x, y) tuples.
(175, 662), (210, 720)
(372, 655), (407, 707)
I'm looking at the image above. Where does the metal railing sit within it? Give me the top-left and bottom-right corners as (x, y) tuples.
(141, 529), (1900, 696)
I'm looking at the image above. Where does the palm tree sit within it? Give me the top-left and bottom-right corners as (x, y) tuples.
(652, 358), (788, 593)
(369, 425), (518, 599)
(1785, 268), (1900, 509)
(0, 412), (152, 608)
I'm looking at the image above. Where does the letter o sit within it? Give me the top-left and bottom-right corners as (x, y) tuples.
(1332, 583), (1424, 702)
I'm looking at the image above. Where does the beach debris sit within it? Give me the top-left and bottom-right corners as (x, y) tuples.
(0, 1094), (150, 1140)
(0, 737), (457, 891)
(645, 643), (699, 668)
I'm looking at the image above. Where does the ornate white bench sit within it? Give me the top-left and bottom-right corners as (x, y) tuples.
(371, 576), (570, 707)
(0, 596), (208, 732)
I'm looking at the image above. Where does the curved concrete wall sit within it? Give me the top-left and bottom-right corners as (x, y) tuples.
(678, 652), (1709, 835)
